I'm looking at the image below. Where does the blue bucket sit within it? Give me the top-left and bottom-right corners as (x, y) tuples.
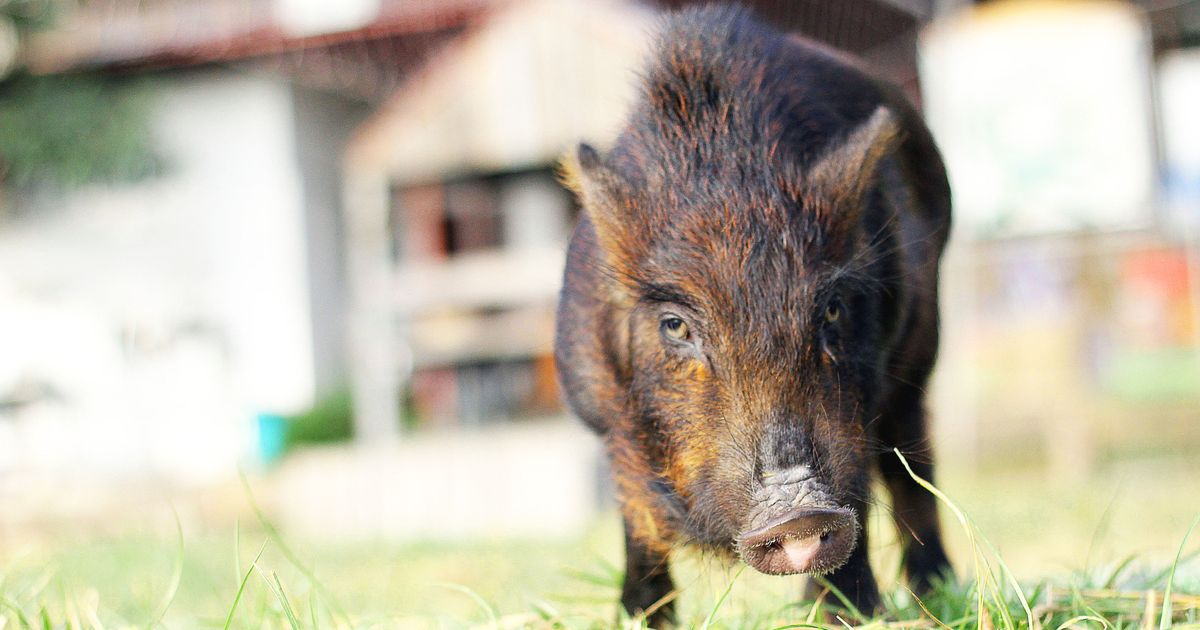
(256, 413), (287, 464)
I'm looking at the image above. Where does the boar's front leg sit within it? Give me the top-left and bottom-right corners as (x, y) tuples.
(804, 498), (881, 615)
(876, 383), (952, 593)
(620, 518), (675, 627)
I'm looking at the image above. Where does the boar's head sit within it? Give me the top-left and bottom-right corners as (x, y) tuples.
(564, 77), (903, 576)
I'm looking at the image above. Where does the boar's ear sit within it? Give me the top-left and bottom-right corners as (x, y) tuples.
(806, 106), (901, 235)
(560, 142), (633, 257)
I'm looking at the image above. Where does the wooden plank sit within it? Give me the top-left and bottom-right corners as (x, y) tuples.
(393, 246), (566, 315)
(408, 304), (555, 367)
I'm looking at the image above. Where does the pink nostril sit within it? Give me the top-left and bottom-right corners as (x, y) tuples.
(738, 506), (859, 576)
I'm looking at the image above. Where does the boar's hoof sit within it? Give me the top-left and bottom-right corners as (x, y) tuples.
(738, 506), (858, 576)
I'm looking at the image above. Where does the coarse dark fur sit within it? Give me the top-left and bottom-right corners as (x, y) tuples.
(555, 5), (952, 625)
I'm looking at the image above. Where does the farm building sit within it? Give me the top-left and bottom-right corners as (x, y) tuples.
(0, 0), (940, 536)
(2, 0), (1198, 538)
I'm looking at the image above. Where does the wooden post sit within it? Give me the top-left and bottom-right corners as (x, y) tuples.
(343, 168), (403, 443)
(1049, 231), (1101, 482)
(934, 235), (980, 472)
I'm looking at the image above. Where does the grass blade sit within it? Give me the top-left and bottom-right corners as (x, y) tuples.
(1055, 614), (1110, 629)
(432, 582), (500, 629)
(147, 508), (184, 628)
(222, 541), (267, 630)
(1160, 511), (1200, 630)
(1101, 554), (1139, 589)
(810, 575), (865, 624)
(234, 519), (242, 583)
(1, 595), (35, 629)
(894, 448), (1034, 630)
(1084, 487), (1123, 580)
(528, 597), (562, 623)
(561, 566), (621, 589)
(255, 568), (301, 630)
(309, 590), (321, 630)
(700, 565), (745, 630)
(906, 586), (953, 630)
(238, 470), (351, 626)
(804, 586), (829, 627)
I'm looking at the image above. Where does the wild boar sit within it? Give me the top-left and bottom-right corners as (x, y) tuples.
(555, 5), (952, 624)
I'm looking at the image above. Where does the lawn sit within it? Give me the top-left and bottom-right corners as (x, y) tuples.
(2, 453), (1198, 629)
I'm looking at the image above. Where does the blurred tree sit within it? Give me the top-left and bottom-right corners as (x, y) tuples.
(285, 390), (356, 449)
(1, 0), (53, 76)
(0, 72), (161, 189)
(0, 0), (54, 28)
(0, 0), (160, 191)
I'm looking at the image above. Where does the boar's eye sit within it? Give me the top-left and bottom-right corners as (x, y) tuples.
(659, 316), (690, 342)
(824, 301), (842, 324)
(821, 299), (844, 364)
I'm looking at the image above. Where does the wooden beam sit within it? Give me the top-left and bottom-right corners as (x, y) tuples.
(343, 168), (403, 443)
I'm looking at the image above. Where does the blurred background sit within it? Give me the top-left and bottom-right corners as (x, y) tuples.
(0, 0), (1198, 624)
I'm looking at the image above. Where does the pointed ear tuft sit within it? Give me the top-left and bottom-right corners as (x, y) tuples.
(808, 106), (902, 209)
(560, 142), (622, 211)
(577, 142), (602, 171)
(560, 142), (634, 262)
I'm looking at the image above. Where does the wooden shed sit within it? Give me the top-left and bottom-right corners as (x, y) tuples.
(341, 0), (935, 440)
(342, 0), (654, 439)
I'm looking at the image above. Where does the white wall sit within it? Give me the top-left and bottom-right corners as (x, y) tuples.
(920, 1), (1155, 238)
(272, 420), (601, 540)
(0, 71), (315, 482)
(1159, 48), (1200, 227)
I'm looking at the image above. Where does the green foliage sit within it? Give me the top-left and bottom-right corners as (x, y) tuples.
(0, 71), (161, 189)
(0, 0), (56, 30)
(1106, 348), (1200, 403)
(283, 390), (355, 449)
(283, 389), (420, 451)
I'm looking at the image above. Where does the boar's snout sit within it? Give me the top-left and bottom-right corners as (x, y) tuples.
(738, 505), (858, 576)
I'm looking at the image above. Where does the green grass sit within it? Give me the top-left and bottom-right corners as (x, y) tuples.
(1, 524), (1196, 629)
(2, 455), (1198, 629)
